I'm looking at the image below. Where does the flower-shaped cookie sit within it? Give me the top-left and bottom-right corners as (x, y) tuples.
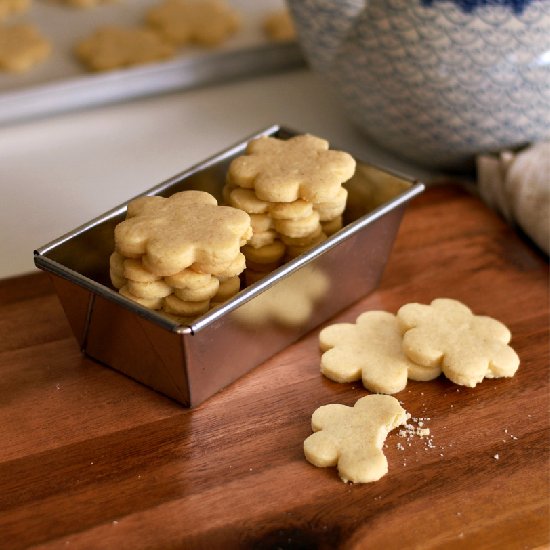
(227, 135), (356, 203)
(0, 0), (30, 21)
(397, 298), (520, 387)
(320, 311), (441, 394)
(304, 394), (409, 483)
(146, 0), (240, 47)
(0, 24), (51, 73)
(75, 26), (174, 72)
(262, 9), (296, 43)
(114, 190), (251, 276)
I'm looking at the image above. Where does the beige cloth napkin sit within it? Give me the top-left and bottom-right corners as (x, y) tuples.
(477, 142), (550, 255)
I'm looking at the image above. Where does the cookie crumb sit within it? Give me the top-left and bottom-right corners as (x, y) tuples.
(493, 453), (500, 460)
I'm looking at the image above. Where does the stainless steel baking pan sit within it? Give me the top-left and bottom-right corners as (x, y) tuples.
(34, 125), (424, 407)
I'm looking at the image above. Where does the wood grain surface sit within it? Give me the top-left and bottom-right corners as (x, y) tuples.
(1, 186), (548, 550)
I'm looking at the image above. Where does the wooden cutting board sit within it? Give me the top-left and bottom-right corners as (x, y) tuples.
(0, 185), (548, 549)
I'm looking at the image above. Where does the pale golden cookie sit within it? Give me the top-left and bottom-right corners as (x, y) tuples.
(164, 268), (213, 289)
(109, 251), (125, 277)
(242, 241), (286, 264)
(321, 215), (343, 236)
(319, 311), (441, 394)
(227, 135), (356, 203)
(0, 24), (51, 73)
(212, 275), (240, 302)
(262, 9), (296, 42)
(244, 259), (282, 272)
(285, 232), (327, 260)
(314, 187), (348, 221)
(304, 394), (409, 483)
(249, 213), (273, 233)
(247, 230), (278, 249)
(146, 0), (240, 47)
(163, 294), (210, 316)
(280, 225), (323, 247)
(62, 0), (112, 7)
(110, 269), (126, 290)
(123, 258), (161, 283)
(273, 211), (320, 238)
(75, 26), (174, 72)
(222, 181), (236, 205)
(174, 277), (219, 301)
(268, 199), (313, 220)
(0, 0), (30, 20)
(115, 191), (251, 277)
(119, 285), (163, 309)
(397, 298), (520, 387)
(192, 252), (246, 278)
(227, 187), (269, 214)
(126, 279), (173, 299)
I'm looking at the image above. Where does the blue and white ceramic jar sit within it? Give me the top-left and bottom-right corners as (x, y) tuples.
(288, 0), (550, 170)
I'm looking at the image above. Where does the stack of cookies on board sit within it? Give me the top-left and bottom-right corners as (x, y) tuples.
(223, 134), (356, 285)
(109, 190), (252, 322)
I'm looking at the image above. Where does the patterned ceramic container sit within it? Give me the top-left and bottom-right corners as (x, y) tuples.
(288, 0), (550, 170)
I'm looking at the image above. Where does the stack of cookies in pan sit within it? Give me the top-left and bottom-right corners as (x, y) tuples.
(108, 134), (356, 322)
(223, 134), (356, 284)
(109, 190), (252, 322)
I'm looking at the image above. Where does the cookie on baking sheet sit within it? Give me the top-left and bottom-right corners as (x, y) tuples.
(61, 0), (112, 8)
(0, 24), (51, 73)
(115, 190), (251, 277)
(146, 0), (240, 47)
(75, 26), (174, 72)
(227, 134), (356, 203)
(0, 0), (30, 20)
(304, 395), (409, 483)
(262, 9), (296, 42)
(319, 311), (441, 394)
(397, 298), (520, 387)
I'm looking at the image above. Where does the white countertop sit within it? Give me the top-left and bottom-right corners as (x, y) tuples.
(0, 68), (433, 280)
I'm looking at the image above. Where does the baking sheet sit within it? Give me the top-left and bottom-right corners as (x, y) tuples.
(0, 0), (304, 125)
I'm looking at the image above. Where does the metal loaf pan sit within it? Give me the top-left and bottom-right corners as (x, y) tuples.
(34, 125), (425, 407)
